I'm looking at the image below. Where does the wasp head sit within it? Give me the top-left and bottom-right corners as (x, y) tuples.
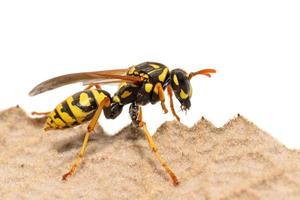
(170, 67), (216, 112)
(170, 69), (192, 111)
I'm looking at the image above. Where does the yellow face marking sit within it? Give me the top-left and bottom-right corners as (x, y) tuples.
(121, 91), (132, 99)
(56, 104), (76, 125)
(149, 63), (161, 69)
(173, 74), (179, 86)
(180, 89), (189, 99)
(145, 83), (153, 93)
(159, 68), (169, 82)
(79, 93), (90, 107)
(128, 67), (135, 75)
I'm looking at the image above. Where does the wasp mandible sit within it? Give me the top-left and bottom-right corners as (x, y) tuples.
(29, 62), (216, 186)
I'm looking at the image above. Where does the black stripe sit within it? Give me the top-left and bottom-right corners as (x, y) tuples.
(83, 111), (96, 123)
(86, 90), (98, 107)
(60, 101), (77, 122)
(54, 108), (69, 126)
(71, 91), (97, 112)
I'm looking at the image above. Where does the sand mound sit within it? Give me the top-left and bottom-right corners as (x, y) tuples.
(1, 106), (300, 199)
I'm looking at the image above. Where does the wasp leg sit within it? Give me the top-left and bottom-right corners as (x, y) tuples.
(31, 111), (50, 117)
(154, 83), (168, 114)
(84, 83), (101, 90)
(137, 106), (179, 186)
(62, 97), (110, 181)
(167, 85), (180, 122)
(129, 102), (139, 128)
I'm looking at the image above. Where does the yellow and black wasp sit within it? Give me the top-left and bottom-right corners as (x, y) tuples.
(29, 62), (216, 186)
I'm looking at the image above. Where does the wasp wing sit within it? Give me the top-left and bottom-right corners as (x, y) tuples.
(29, 69), (142, 96)
(82, 79), (129, 86)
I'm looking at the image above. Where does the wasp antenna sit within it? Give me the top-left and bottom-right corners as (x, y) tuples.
(188, 68), (216, 80)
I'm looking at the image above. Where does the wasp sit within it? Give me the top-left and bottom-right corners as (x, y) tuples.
(29, 62), (216, 186)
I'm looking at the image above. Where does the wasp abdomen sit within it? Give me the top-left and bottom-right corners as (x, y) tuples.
(44, 90), (110, 130)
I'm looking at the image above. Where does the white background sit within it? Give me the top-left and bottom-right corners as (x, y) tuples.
(0, 1), (299, 148)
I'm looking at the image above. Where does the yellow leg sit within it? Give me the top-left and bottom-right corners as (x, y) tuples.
(167, 85), (180, 122)
(31, 111), (50, 116)
(62, 97), (110, 181)
(154, 83), (168, 114)
(137, 106), (179, 186)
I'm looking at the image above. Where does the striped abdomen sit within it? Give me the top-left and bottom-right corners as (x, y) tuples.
(44, 89), (110, 130)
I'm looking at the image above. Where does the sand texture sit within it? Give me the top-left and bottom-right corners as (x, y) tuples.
(1, 106), (300, 200)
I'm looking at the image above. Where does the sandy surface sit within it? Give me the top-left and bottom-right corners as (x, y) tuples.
(1, 106), (300, 199)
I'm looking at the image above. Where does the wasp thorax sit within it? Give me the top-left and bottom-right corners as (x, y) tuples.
(170, 69), (192, 110)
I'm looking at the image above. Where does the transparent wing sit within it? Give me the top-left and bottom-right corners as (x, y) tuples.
(29, 69), (143, 96)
